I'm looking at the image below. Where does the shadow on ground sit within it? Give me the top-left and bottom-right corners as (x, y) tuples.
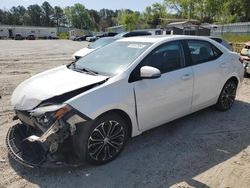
(9, 100), (250, 188)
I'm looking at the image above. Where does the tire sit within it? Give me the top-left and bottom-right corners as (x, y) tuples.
(216, 80), (237, 111)
(75, 113), (129, 165)
(244, 70), (250, 78)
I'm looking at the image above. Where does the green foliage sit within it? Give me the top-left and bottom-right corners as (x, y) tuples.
(222, 34), (250, 43)
(41, 1), (53, 26)
(0, 0), (250, 31)
(164, 0), (250, 23)
(68, 4), (92, 29)
(58, 32), (69, 39)
(117, 10), (138, 31)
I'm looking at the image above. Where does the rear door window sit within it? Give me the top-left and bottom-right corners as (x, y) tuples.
(187, 40), (223, 65)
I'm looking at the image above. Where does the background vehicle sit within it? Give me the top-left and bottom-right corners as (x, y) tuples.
(74, 31), (153, 60)
(14, 33), (24, 40)
(86, 32), (118, 42)
(114, 31), (152, 38)
(240, 41), (250, 76)
(7, 36), (243, 168)
(26, 35), (36, 40)
(86, 36), (97, 42)
(72, 37), (117, 61)
(210, 37), (232, 50)
(75, 34), (93, 41)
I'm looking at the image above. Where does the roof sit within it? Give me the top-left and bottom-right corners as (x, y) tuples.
(117, 35), (212, 43)
(0, 25), (57, 30)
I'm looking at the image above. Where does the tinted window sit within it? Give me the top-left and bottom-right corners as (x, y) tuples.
(140, 41), (184, 74)
(211, 37), (222, 43)
(187, 40), (222, 65)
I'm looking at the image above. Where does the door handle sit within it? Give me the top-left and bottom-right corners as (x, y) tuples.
(181, 74), (192, 80)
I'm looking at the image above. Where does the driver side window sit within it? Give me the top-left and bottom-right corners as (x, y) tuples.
(129, 41), (185, 83)
(141, 41), (184, 74)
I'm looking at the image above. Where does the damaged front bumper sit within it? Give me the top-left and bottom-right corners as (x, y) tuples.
(6, 106), (90, 168)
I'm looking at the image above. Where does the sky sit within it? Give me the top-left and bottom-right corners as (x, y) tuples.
(1, 0), (163, 12)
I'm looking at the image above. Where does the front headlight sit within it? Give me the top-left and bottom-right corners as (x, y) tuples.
(29, 104), (72, 127)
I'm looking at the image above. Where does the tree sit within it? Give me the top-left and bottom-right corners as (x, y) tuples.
(41, 1), (54, 26)
(27, 4), (42, 26)
(66, 4), (93, 29)
(142, 3), (167, 28)
(118, 10), (138, 31)
(88, 9), (101, 30)
(54, 6), (64, 27)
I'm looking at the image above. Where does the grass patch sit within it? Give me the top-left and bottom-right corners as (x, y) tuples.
(58, 32), (69, 40)
(222, 34), (250, 43)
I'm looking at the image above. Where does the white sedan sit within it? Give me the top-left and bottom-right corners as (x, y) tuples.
(7, 35), (244, 167)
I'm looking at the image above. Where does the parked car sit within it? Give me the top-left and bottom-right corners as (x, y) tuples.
(86, 36), (97, 42)
(7, 36), (244, 168)
(87, 32), (118, 42)
(114, 31), (152, 38)
(74, 32), (153, 60)
(26, 35), (36, 40)
(14, 33), (24, 40)
(240, 41), (250, 76)
(73, 37), (118, 61)
(210, 37), (232, 50)
(97, 32), (118, 38)
(75, 35), (93, 41)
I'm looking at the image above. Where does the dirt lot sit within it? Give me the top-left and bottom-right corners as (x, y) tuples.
(0, 40), (250, 188)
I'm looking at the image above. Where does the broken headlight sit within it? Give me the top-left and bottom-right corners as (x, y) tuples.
(30, 104), (72, 128)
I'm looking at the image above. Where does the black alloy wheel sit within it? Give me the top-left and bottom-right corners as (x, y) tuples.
(88, 120), (125, 162)
(75, 113), (129, 165)
(216, 80), (237, 111)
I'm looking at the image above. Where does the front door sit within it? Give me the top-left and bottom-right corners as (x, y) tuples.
(132, 41), (194, 131)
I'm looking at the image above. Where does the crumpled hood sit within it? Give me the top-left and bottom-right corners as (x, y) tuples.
(11, 65), (108, 111)
(73, 47), (95, 59)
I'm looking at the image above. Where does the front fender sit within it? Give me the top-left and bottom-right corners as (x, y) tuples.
(66, 78), (141, 137)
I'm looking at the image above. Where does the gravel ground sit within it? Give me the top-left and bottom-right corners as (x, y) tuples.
(0, 40), (250, 188)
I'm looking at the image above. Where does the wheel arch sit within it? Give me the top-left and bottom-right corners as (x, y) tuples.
(97, 109), (133, 138)
(225, 75), (239, 88)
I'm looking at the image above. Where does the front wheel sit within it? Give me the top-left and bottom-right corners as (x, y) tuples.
(216, 80), (237, 111)
(76, 113), (129, 165)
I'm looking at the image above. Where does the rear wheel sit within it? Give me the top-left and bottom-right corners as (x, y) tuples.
(76, 113), (129, 165)
(216, 80), (237, 111)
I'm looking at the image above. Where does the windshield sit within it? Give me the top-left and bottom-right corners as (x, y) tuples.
(88, 38), (115, 49)
(73, 41), (152, 76)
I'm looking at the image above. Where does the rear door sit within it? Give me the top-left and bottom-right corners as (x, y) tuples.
(185, 40), (224, 111)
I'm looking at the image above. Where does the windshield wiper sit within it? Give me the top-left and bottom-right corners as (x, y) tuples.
(80, 68), (99, 75)
(68, 62), (99, 75)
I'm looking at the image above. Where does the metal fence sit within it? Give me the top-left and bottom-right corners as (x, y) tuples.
(232, 43), (245, 53)
(211, 22), (250, 36)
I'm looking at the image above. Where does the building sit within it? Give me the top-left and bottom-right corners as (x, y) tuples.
(165, 21), (211, 36)
(0, 25), (57, 39)
(68, 29), (85, 40)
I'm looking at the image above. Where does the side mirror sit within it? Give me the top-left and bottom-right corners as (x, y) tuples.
(140, 66), (161, 79)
